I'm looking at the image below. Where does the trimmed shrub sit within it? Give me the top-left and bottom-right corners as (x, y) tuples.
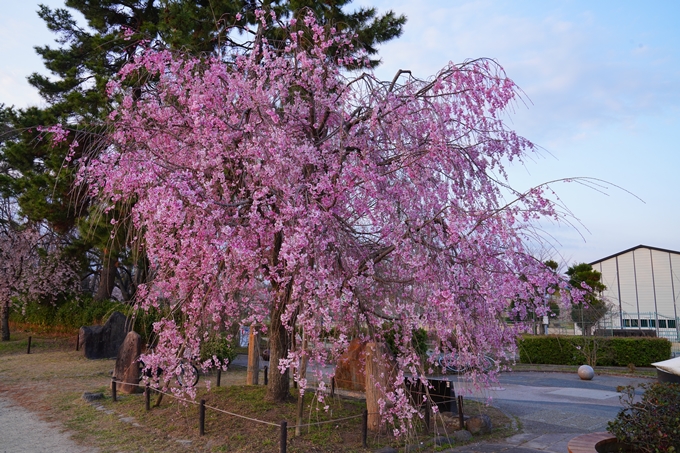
(608, 382), (680, 452)
(10, 296), (162, 345)
(11, 295), (129, 331)
(518, 335), (671, 367)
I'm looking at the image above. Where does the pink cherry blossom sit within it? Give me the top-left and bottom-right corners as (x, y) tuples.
(0, 223), (79, 341)
(83, 10), (574, 429)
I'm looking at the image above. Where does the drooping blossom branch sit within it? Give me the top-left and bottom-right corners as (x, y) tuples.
(82, 9), (576, 428)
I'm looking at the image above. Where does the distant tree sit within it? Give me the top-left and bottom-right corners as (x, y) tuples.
(510, 260), (562, 334)
(544, 259), (561, 318)
(0, 208), (79, 341)
(567, 263), (607, 336)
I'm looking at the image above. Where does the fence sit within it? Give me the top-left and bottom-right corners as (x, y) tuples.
(109, 373), (467, 453)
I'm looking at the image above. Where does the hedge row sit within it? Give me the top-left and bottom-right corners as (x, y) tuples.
(518, 335), (672, 367)
(10, 296), (130, 331)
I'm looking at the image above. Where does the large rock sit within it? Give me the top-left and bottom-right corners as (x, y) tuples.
(79, 311), (128, 359)
(335, 338), (367, 391)
(453, 430), (473, 442)
(465, 414), (492, 434)
(113, 331), (143, 394)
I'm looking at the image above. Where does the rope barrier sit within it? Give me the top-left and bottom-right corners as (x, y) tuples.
(292, 413), (364, 428)
(204, 403), (281, 427)
(109, 377), (437, 431)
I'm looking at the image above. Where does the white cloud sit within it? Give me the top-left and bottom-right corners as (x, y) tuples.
(361, 0), (680, 148)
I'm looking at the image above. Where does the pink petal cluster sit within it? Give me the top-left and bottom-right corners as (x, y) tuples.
(85, 11), (571, 427)
(0, 226), (79, 324)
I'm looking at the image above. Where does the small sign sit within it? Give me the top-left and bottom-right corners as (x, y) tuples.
(239, 326), (250, 347)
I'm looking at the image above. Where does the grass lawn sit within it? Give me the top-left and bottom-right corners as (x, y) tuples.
(0, 327), (521, 452)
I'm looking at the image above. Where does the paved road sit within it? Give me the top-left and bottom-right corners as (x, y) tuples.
(0, 395), (95, 453)
(447, 371), (653, 453)
(233, 355), (654, 452)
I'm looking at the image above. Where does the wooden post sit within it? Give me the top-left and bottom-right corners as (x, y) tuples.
(246, 327), (260, 385)
(145, 383), (150, 411)
(330, 376), (335, 397)
(26, 336), (31, 354)
(199, 399), (205, 435)
(361, 409), (368, 447)
(457, 395), (464, 429)
(264, 366), (268, 386)
(365, 342), (395, 432)
(424, 399), (431, 432)
(75, 332), (79, 351)
(216, 368), (222, 387)
(280, 420), (287, 453)
(295, 333), (308, 437)
(111, 377), (117, 402)
(447, 380), (455, 413)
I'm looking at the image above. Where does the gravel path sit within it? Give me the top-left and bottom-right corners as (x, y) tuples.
(0, 395), (97, 453)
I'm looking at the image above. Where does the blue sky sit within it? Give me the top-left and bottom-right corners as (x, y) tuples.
(1, 0), (679, 267)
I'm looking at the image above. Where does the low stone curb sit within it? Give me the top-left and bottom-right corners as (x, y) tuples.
(567, 432), (616, 453)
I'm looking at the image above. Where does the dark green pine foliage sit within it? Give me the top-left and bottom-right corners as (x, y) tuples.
(567, 263), (608, 335)
(0, 0), (405, 300)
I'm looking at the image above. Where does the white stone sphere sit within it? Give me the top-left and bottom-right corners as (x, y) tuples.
(578, 364), (595, 380)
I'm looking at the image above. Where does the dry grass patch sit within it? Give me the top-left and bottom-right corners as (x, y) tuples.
(0, 334), (514, 452)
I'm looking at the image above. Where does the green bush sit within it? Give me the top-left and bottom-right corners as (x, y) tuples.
(518, 335), (671, 367)
(608, 382), (680, 452)
(200, 334), (238, 365)
(383, 323), (429, 358)
(10, 296), (165, 344)
(11, 295), (130, 330)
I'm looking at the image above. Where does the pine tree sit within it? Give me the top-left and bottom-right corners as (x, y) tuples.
(567, 263), (608, 335)
(0, 0), (406, 300)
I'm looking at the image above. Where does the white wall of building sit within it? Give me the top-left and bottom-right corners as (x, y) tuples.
(592, 245), (680, 341)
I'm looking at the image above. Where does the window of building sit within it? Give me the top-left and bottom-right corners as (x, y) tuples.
(631, 319), (639, 327)
(640, 319), (648, 328)
(669, 320), (677, 329)
(659, 320), (667, 328)
(623, 319), (631, 327)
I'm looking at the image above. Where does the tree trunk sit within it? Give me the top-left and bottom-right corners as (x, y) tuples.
(95, 250), (117, 301)
(266, 229), (293, 402)
(1, 299), (10, 341)
(266, 292), (291, 402)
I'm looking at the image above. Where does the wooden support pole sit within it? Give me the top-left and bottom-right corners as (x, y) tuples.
(199, 399), (206, 435)
(264, 366), (268, 386)
(330, 376), (335, 398)
(280, 420), (287, 453)
(365, 342), (395, 432)
(246, 327), (260, 385)
(295, 333), (308, 437)
(111, 377), (117, 402)
(216, 368), (222, 387)
(361, 409), (368, 447)
(145, 383), (150, 411)
(457, 395), (464, 429)
(26, 336), (31, 354)
(75, 332), (79, 351)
